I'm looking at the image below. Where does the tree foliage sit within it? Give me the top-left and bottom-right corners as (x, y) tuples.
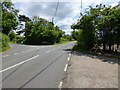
(20, 16), (65, 45)
(18, 15), (31, 22)
(62, 34), (72, 41)
(8, 31), (16, 41)
(15, 36), (24, 44)
(0, 32), (10, 51)
(71, 4), (120, 51)
(71, 30), (80, 40)
(1, 1), (19, 35)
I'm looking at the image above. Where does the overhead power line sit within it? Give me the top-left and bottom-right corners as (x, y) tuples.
(52, 0), (60, 23)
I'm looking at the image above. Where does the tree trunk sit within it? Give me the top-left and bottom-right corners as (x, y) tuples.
(112, 44), (114, 52)
(103, 43), (106, 51)
(116, 44), (119, 52)
(109, 44), (111, 52)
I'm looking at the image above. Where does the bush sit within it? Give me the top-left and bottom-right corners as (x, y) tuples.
(8, 31), (16, 41)
(0, 32), (11, 52)
(15, 36), (24, 44)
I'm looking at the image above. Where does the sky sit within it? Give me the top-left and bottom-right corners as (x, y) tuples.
(12, 0), (120, 34)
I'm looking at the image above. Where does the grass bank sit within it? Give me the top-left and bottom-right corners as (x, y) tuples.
(0, 32), (11, 52)
(0, 44), (11, 52)
(54, 40), (73, 45)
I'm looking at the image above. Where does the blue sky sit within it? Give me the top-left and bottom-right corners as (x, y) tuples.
(12, 0), (120, 34)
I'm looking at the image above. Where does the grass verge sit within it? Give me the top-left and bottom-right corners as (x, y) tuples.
(54, 40), (73, 45)
(0, 45), (11, 52)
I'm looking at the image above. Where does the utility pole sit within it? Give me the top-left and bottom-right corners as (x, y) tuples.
(81, 0), (82, 13)
(52, 17), (54, 23)
(52, 0), (59, 24)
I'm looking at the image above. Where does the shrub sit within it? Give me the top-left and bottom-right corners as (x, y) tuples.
(0, 32), (10, 52)
(15, 36), (24, 44)
(8, 31), (16, 41)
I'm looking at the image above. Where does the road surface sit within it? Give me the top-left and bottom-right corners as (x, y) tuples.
(1, 42), (75, 88)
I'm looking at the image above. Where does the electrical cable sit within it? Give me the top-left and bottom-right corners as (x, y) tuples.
(52, 0), (60, 23)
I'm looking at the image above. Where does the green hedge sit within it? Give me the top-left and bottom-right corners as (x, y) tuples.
(0, 32), (11, 52)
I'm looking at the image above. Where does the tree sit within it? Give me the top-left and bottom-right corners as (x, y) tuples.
(15, 36), (24, 44)
(23, 16), (64, 45)
(8, 31), (16, 41)
(62, 34), (72, 41)
(96, 5), (120, 51)
(71, 4), (120, 52)
(18, 15), (31, 22)
(17, 14), (31, 35)
(1, 1), (19, 35)
(71, 30), (80, 40)
(72, 12), (96, 50)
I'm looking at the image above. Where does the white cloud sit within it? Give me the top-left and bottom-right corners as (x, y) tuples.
(110, 3), (118, 7)
(12, 0), (119, 34)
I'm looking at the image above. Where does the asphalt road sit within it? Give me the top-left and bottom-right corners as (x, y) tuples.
(1, 42), (75, 88)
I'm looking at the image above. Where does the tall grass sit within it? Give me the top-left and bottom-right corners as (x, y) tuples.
(0, 32), (11, 52)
